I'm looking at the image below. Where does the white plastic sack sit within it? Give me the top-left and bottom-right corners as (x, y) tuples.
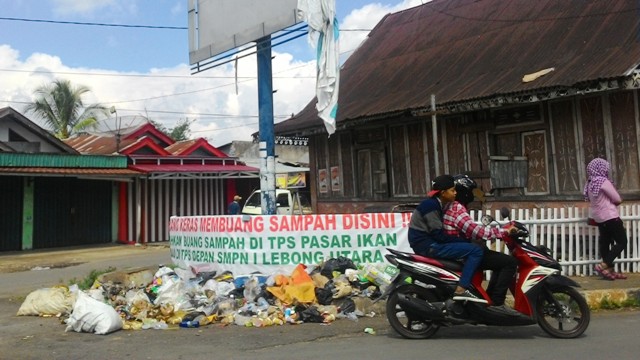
(153, 276), (192, 311)
(203, 279), (235, 297)
(125, 289), (151, 305)
(17, 287), (76, 316)
(87, 288), (105, 301)
(65, 291), (122, 335)
(154, 266), (174, 278)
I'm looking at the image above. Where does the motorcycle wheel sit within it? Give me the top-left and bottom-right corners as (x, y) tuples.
(536, 285), (590, 338)
(386, 284), (440, 339)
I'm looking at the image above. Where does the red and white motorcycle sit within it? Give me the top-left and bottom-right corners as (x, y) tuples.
(382, 207), (590, 339)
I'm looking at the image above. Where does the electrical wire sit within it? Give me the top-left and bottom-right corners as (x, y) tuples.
(0, 16), (187, 29)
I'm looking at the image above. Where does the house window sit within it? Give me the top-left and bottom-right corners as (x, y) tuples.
(356, 147), (388, 199)
(609, 92), (640, 191)
(489, 156), (528, 189)
(340, 133), (355, 197)
(489, 105), (548, 195)
(389, 125), (409, 196)
(579, 96), (606, 161)
(549, 100), (580, 194)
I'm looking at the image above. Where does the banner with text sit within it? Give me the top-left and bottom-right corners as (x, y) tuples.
(169, 213), (412, 275)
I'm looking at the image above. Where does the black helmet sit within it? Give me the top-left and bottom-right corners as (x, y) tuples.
(453, 174), (477, 206)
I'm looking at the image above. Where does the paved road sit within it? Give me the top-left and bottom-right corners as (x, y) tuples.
(0, 244), (171, 298)
(1, 300), (638, 360)
(1, 243), (639, 359)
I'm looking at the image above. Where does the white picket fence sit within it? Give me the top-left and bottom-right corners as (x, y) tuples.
(470, 205), (640, 276)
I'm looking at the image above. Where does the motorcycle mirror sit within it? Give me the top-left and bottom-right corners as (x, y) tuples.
(500, 207), (510, 220)
(481, 215), (494, 225)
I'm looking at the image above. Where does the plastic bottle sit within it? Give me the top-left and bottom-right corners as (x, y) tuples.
(179, 320), (200, 328)
(152, 321), (169, 330)
(234, 314), (251, 326)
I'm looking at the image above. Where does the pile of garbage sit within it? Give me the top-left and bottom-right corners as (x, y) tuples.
(16, 257), (399, 335)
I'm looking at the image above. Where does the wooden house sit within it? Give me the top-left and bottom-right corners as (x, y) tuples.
(274, 0), (640, 213)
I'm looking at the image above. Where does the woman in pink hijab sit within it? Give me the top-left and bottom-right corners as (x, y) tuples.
(584, 158), (628, 280)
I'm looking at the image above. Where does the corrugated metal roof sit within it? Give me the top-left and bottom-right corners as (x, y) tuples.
(166, 139), (198, 154)
(0, 167), (140, 176)
(64, 134), (138, 155)
(275, 0), (640, 135)
(0, 153), (128, 168)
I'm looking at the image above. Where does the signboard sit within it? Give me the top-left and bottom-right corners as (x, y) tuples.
(276, 172), (307, 189)
(188, 0), (300, 64)
(168, 213), (413, 275)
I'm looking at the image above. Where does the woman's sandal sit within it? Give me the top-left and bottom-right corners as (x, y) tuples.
(594, 264), (616, 281)
(612, 271), (627, 280)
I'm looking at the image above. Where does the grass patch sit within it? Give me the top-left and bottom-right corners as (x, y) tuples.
(67, 267), (117, 290)
(621, 297), (640, 308)
(599, 295), (640, 310)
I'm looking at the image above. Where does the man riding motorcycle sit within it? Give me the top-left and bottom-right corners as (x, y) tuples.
(408, 175), (486, 303)
(443, 174), (518, 313)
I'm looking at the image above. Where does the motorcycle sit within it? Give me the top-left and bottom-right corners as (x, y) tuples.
(381, 207), (590, 339)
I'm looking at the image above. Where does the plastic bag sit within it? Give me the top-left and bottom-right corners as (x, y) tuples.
(315, 286), (334, 305)
(359, 263), (399, 290)
(320, 256), (357, 278)
(337, 298), (356, 314)
(17, 287), (76, 316)
(153, 276), (191, 311)
(65, 291), (122, 335)
(296, 306), (324, 323)
(243, 275), (261, 302)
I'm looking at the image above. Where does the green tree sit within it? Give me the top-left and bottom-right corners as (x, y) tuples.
(151, 118), (194, 141)
(24, 79), (108, 139)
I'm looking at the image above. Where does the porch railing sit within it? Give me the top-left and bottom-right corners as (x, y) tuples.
(470, 205), (640, 276)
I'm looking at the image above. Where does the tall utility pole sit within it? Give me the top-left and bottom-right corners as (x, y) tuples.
(257, 36), (276, 215)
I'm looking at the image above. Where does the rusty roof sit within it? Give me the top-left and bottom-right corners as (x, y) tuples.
(275, 0), (640, 135)
(64, 134), (138, 155)
(166, 139), (198, 154)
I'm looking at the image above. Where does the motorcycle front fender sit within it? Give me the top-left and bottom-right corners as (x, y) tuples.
(544, 274), (581, 288)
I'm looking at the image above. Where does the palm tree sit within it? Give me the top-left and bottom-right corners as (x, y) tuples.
(24, 79), (108, 139)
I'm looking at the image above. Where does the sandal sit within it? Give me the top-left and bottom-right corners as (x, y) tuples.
(594, 264), (616, 281)
(612, 271), (627, 280)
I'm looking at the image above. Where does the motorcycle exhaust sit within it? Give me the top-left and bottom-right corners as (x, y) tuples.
(397, 293), (445, 320)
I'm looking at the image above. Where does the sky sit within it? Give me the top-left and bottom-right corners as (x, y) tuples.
(0, 0), (426, 147)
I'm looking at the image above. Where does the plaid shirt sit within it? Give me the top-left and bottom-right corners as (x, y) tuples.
(443, 201), (503, 243)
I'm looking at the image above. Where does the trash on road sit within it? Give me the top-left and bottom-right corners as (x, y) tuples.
(16, 256), (394, 334)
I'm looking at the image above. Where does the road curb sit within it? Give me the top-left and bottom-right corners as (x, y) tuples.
(582, 288), (640, 310)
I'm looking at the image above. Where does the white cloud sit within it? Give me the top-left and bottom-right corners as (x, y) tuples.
(170, 1), (183, 16)
(1, 1), (426, 147)
(50, 0), (119, 16)
(0, 42), (317, 147)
